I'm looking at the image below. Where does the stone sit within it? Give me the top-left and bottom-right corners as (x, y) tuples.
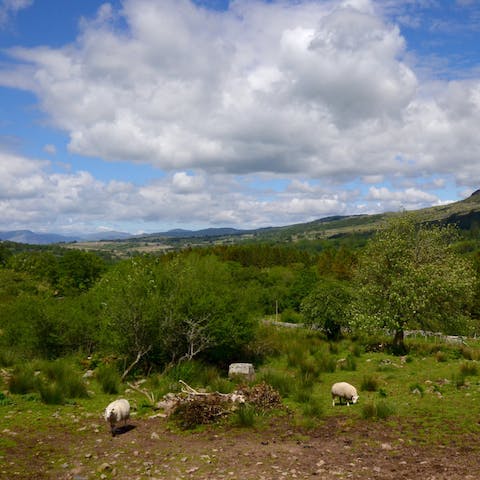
(228, 363), (255, 382)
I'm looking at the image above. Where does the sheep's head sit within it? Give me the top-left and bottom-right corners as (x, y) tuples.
(105, 407), (116, 424)
(351, 394), (359, 404)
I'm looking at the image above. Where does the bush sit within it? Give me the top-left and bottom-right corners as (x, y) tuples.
(461, 347), (480, 361)
(40, 359), (88, 399)
(96, 364), (121, 394)
(313, 347), (336, 373)
(8, 365), (38, 394)
(37, 382), (64, 405)
(0, 348), (20, 367)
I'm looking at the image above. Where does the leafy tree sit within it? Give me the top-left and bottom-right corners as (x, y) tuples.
(7, 251), (58, 286)
(57, 250), (106, 295)
(352, 213), (476, 353)
(317, 246), (357, 280)
(96, 253), (257, 376)
(300, 279), (353, 340)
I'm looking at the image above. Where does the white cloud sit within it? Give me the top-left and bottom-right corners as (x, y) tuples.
(0, 0), (479, 232)
(0, 0), (33, 27)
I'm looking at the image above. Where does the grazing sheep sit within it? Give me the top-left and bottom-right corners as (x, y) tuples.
(331, 382), (359, 406)
(104, 398), (130, 436)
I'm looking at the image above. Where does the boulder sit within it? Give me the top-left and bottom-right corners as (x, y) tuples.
(228, 363), (255, 382)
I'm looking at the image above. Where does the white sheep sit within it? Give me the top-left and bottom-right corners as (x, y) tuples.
(331, 382), (359, 406)
(104, 398), (130, 436)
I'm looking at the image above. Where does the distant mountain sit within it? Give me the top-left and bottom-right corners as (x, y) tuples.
(0, 230), (132, 245)
(0, 230), (77, 245)
(3, 191), (480, 246)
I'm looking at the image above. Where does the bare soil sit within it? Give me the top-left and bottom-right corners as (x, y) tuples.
(2, 414), (479, 480)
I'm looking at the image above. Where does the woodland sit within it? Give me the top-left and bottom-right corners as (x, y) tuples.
(1, 212), (479, 376)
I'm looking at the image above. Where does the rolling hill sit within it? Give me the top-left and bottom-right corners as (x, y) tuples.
(2, 190), (480, 250)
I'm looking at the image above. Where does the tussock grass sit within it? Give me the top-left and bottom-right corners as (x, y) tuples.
(361, 399), (395, 420)
(96, 364), (121, 394)
(361, 375), (379, 392)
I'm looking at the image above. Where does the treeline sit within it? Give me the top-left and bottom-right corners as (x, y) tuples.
(1, 215), (480, 375)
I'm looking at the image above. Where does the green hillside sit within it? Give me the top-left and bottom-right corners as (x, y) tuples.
(64, 190), (480, 256)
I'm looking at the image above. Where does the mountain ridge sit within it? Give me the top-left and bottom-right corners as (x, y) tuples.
(2, 191), (480, 245)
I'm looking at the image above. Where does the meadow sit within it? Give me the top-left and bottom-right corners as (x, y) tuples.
(1, 325), (480, 479)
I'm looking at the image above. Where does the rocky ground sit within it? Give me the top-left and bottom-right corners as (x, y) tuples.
(2, 413), (479, 480)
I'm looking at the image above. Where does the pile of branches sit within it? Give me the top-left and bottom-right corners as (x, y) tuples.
(158, 380), (282, 429)
(237, 382), (283, 412)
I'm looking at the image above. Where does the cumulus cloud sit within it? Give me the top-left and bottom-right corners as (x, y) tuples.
(0, 0), (479, 232)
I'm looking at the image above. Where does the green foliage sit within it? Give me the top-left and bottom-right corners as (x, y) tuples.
(97, 253), (258, 373)
(352, 213), (476, 351)
(317, 246), (357, 280)
(258, 369), (295, 397)
(96, 364), (122, 394)
(232, 403), (257, 427)
(8, 365), (38, 394)
(301, 278), (353, 340)
(8, 359), (88, 404)
(56, 250), (107, 295)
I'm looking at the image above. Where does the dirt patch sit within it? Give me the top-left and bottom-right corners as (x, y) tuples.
(2, 414), (479, 480)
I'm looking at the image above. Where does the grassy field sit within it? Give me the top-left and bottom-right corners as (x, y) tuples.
(1, 327), (480, 479)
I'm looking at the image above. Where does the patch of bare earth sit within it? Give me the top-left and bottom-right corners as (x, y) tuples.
(2, 415), (479, 480)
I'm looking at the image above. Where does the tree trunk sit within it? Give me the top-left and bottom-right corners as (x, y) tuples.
(392, 328), (406, 355)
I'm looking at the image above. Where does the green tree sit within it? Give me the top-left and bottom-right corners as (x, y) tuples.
(300, 278), (353, 340)
(57, 250), (106, 295)
(96, 253), (257, 376)
(352, 213), (476, 353)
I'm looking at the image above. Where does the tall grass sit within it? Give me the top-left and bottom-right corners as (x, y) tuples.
(96, 364), (121, 394)
(8, 359), (88, 404)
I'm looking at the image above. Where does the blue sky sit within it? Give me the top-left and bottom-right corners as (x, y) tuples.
(0, 0), (479, 235)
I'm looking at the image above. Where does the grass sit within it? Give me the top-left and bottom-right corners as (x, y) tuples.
(1, 327), (480, 448)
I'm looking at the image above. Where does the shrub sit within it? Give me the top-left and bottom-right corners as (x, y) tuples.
(96, 364), (121, 394)
(281, 308), (303, 324)
(37, 382), (64, 405)
(40, 359), (88, 399)
(314, 347), (336, 373)
(8, 365), (38, 395)
(0, 348), (20, 367)
(461, 347), (480, 361)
